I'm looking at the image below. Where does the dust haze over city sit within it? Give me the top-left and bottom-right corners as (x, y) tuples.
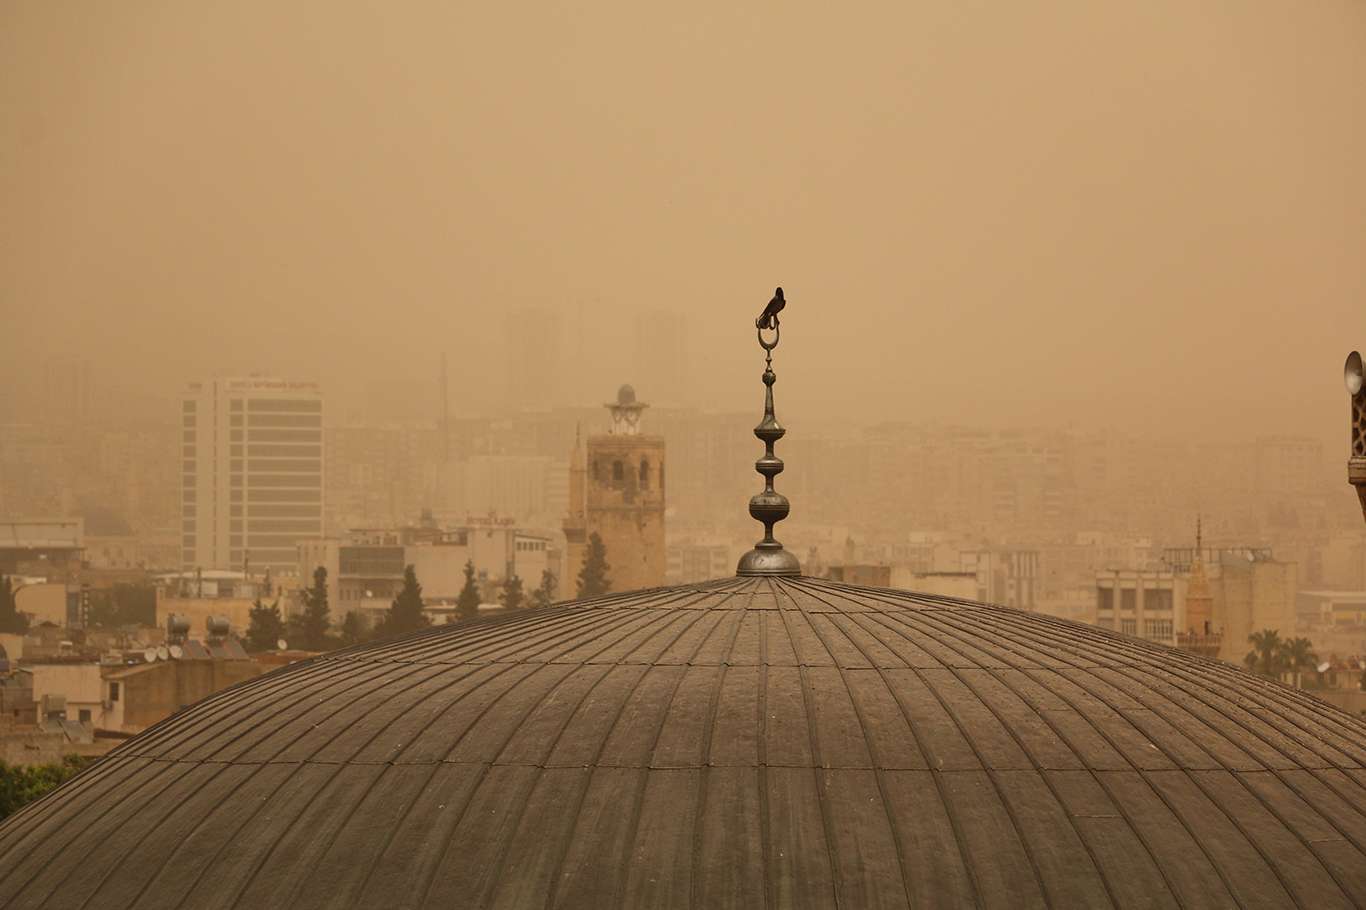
(2, 4), (1366, 906)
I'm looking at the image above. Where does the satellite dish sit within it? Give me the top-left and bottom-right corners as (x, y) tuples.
(277, 639), (288, 651)
(156, 646), (170, 661)
(1317, 661), (1331, 673)
(169, 644), (183, 660)
(143, 647), (157, 663)
(1347, 351), (1364, 396)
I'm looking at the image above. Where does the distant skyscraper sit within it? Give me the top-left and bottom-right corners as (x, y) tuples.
(634, 309), (688, 406)
(504, 306), (562, 411)
(43, 358), (94, 425)
(181, 377), (323, 574)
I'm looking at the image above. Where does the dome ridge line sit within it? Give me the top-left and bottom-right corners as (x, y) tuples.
(788, 578), (1132, 906)
(921, 603), (1366, 888)
(370, 595), (707, 908)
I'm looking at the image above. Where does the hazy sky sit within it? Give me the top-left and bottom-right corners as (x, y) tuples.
(2, 2), (1363, 440)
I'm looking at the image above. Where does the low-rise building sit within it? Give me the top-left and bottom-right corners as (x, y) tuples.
(667, 542), (733, 585)
(25, 660), (107, 728)
(101, 644), (260, 734)
(299, 517), (555, 624)
(959, 548), (1039, 611)
(1095, 569), (1181, 645)
(1096, 548), (1297, 660)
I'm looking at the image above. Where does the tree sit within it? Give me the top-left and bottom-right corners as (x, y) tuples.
(531, 569), (557, 608)
(0, 756), (93, 822)
(456, 560), (482, 622)
(0, 576), (28, 635)
(246, 599), (285, 652)
(339, 611), (370, 647)
(1280, 637), (1318, 689)
(290, 566), (332, 651)
(500, 574), (525, 610)
(577, 532), (611, 597)
(383, 565), (430, 637)
(1245, 629), (1285, 679)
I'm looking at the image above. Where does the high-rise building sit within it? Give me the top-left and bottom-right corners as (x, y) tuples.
(181, 377), (323, 575)
(503, 306), (562, 411)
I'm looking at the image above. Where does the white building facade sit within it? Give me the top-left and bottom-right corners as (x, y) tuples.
(182, 377), (323, 574)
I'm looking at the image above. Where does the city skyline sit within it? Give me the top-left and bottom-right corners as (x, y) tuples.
(3, 3), (1364, 443)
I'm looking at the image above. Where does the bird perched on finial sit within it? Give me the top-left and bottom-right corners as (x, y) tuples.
(756, 287), (785, 330)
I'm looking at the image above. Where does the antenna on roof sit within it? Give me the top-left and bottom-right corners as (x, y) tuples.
(738, 287), (801, 577)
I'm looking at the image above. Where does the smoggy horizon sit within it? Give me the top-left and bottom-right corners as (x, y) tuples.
(3, 2), (1364, 445)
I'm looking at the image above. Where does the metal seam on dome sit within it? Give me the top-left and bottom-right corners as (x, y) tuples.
(974, 604), (1356, 772)
(127, 660), (464, 908)
(772, 589), (849, 903)
(819, 580), (1283, 906)
(777, 578), (986, 904)
(220, 602), (693, 908)
(331, 593), (704, 901)
(6, 577), (1366, 908)
(774, 579), (939, 905)
(897, 600), (1322, 904)
(824, 595), (1191, 901)
(684, 585), (756, 908)
(633, 593), (758, 902)
(784, 579), (1123, 905)
(30, 654), (443, 909)
(409, 588), (721, 908)
(0, 650), (415, 901)
(466, 588), (729, 907)
(800, 588), (1060, 904)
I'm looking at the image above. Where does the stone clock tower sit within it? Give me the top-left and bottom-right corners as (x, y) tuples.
(564, 385), (665, 592)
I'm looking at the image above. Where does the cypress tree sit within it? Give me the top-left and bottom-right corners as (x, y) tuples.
(456, 560), (481, 621)
(577, 532), (612, 597)
(339, 610), (369, 646)
(500, 574), (525, 610)
(292, 566), (332, 650)
(531, 569), (557, 608)
(385, 565), (430, 636)
(246, 599), (285, 652)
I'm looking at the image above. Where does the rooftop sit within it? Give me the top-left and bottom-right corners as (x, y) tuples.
(0, 576), (1363, 907)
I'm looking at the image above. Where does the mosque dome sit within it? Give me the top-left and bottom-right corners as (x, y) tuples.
(0, 577), (1364, 908)
(3, 308), (1364, 908)
(617, 383), (637, 406)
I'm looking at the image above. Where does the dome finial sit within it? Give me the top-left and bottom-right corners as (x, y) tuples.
(738, 289), (801, 576)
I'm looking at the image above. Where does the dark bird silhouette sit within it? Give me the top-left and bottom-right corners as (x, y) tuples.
(756, 287), (785, 330)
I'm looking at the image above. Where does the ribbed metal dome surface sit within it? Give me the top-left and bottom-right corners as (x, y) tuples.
(2, 576), (1365, 909)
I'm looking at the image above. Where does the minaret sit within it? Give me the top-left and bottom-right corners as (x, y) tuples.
(1178, 515), (1220, 659)
(580, 386), (666, 591)
(563, 424), (588, 586)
